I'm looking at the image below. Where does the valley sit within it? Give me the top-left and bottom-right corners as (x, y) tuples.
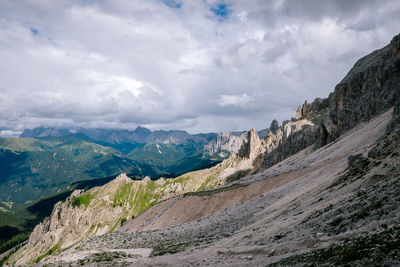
(0, 126), (253, 253)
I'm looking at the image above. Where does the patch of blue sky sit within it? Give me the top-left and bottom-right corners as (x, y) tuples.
(210, 3), (230, 21)
(30, 28), (39, 35)
(161, 0), (182, 9)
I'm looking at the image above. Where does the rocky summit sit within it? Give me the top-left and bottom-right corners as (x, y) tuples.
(2, 34), (400, 266)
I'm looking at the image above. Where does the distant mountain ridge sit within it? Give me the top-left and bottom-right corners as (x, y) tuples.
(0, 136), (154, 203)
(20, 126), (267, 148)
(20, 127), (217, 146)
(1, 126), (268, 204)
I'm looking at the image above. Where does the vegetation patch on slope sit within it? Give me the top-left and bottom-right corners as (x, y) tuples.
(71, 193), (94, 208)
(270, 226), (400, 266)
(183, 183), (248, 197)
(0, 232), (30, 254)
(150, 242), (191, 257)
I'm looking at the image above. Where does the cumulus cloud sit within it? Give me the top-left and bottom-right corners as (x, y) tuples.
(0, 0), (399, 134)
(218, 94), (254, 107)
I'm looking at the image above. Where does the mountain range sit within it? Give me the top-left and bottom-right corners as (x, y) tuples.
(1, 34), (400, 266)
(0, 125), (271, 204)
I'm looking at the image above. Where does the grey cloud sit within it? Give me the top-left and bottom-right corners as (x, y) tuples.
(279, 0), (379, 20)
(0, 0), (399, 134)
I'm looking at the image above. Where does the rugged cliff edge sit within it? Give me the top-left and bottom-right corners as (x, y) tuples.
(203, 132), (247, 157)
(257, 34), (400, 169)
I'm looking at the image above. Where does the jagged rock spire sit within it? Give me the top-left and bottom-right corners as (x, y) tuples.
(269, 119), (279, 135)
(238, 128), (266, 159)
(296, 100), (309, 120)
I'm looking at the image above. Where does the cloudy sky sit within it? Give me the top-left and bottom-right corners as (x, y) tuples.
(0, 0), (400, 136)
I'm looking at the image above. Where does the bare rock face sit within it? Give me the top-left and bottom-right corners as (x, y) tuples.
(238, 128), (266, 159)
(203, 132), (247, 156)
(259, 34), (400, 169)
(316, 121), (330, 148)
(269, 119), (279, 135)
(296, 106), (302, 120)
(295, 100), (313, 120)
(261, 119), (316, 168)
(328, 33), (400, 138)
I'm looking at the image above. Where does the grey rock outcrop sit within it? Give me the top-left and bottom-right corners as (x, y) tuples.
(261, 119), (317, 168)
(238, 128), (266, 159)
(328, 33), (400, 138)
(316, 121), (329, 148)
(269, 119), (279, 135)
(203, 132), (247, 156)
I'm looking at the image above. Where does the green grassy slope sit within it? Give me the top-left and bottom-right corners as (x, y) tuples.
(0, 173), (142, 251)
(0, 137), (160, 204)
(0, 136), (221, 204)
(128, 143), (219, 176)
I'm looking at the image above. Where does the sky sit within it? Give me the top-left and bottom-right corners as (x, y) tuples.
(0, 0), (400, 136)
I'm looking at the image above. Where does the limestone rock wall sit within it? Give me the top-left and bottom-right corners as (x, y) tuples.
(260, 33), (400, 169)
(203, 132), (247, 156)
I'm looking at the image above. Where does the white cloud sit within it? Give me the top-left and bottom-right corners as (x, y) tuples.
(218, 94), (254, 107)
(0, 130), (22, 137)
(0, 0), (399, 133)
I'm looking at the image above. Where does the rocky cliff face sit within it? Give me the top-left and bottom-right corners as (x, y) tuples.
(203, 132), (247, 156)
(237, 118), (317, 168)
(261, 119), (317, 168)
(328, 34), (400, 138)
(300, 33), (400, 139)
(238, 128), (266, 159)
(259, 33), (400, 169)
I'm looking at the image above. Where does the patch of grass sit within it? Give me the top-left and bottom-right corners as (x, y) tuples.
(0, 232), (30, 254)
(113, 183), (132, 207)
(1, 201), (13, 209)
(0, 253), (11, 266)
(33, 242), (61, 263)
(173, 173), (193, 184)
(226, 169), (251, 183)
(197, 172), (221, 190)
(91, 251), (127, 263)
(131, 181), (160, 216)
(0, 207), (10, 213)
(183, 183), (248, 197)
(150, 242), (190, 257)
(71, 193), (93, 208)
